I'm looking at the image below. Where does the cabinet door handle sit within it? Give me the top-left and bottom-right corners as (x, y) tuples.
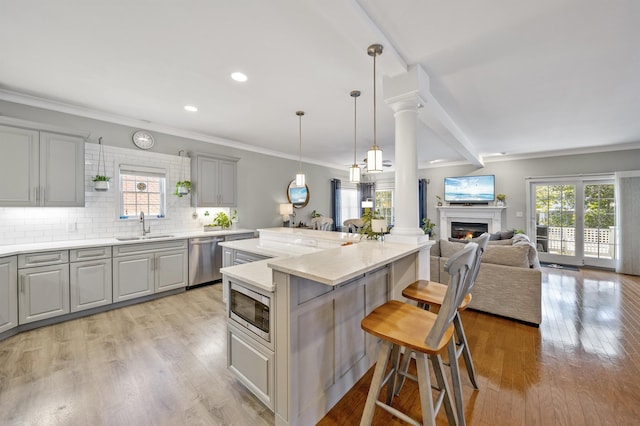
(20, 275), (24, 293)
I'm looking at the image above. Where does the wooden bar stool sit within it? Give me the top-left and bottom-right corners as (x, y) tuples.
(401, 233), (489, 390)
(360, 243), (478, 426)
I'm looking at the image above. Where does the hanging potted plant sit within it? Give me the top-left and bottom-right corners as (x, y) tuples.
(174, 180), (191, 197)
(93, 137), (110, 191)
(93, 175), (111, 191)
(174, 150), (191, 197)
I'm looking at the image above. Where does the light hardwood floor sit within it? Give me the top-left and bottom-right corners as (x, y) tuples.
(1, 268), (640, 425)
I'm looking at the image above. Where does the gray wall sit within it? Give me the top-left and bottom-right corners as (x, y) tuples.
(419, 150), (640, 236)
(2, 100), (638, 236)
(0, 100), (342, 230)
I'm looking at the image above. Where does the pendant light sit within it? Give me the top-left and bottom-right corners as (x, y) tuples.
(295, 111), (306, 186)
(367, 44), (384, 173)
(349, 90), (361, 183)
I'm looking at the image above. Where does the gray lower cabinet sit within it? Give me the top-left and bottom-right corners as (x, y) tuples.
(0, 256), (18, 333)
(113, 240), (188, 302)
(227, 321), (275, 410)
(18, 251), (70, 324)
(69, 247), (112, 313)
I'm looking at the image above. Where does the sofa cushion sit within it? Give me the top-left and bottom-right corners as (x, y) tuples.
(482, 245), (530, 268)
(440, 239), (467, 258)
(430, 240), (441, 257)
(488, 238), (513, 246)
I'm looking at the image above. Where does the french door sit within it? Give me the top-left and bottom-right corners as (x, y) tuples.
(528, 176), (616, 268)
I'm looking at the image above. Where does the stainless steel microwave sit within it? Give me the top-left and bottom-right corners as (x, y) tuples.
(229, 281), (271, 342)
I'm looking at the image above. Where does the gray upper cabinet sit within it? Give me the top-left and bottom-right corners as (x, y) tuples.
(39, 132), (85, 207)
(0, 123), (85, 207)
(191, 154), (238, 207)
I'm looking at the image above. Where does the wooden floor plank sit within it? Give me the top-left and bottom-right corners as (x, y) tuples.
(2, 268), (640, 425)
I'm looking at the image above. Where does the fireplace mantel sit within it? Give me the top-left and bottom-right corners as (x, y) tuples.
(438, 205), (505, 238)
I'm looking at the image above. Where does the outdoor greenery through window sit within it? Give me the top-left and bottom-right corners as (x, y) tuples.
(375, 189), (394, 227)
(119, 165), (166, 219)
(534, 181), (615, 260)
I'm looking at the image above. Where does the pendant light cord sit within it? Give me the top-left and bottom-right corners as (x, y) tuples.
(373, 52), (377, 149)
(296, 111), (304, 173)
(97, 137), (105, 176)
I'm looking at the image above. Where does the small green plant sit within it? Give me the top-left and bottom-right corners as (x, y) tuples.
(92, 175), (111, 182)
(311, 210), (322, 218)
(421, 218), (436, 236)
(513, 229), (525, 234)
(360, 208), (386, 240)
(174, 180), (191, 197)
(212, 210), (237, 229)
(496, 193), (506, 202)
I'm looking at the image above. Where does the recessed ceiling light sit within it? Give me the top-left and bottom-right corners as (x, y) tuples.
(231, 72), (248, 82)
(184, 105), (198, 112)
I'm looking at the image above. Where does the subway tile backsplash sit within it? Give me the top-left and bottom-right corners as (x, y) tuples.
(0, 143), (233, 245)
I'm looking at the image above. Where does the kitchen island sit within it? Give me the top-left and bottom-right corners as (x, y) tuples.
(220, 228), (433, 426)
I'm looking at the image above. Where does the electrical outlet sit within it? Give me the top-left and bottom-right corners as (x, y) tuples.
(516, 211), (523, 217)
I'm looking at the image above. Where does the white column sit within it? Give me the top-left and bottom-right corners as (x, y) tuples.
(383, 65), (429, 245)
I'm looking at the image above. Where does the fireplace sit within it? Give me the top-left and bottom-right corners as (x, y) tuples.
(438, 206), (504, 239)
(451, 222), (489, 239)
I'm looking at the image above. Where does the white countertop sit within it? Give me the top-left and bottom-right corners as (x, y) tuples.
(219, 238), (321, 257)
(268, 240), (432, 286)
(219, 237), (323, 292)
(0, 228), (256, 257)
(221, 258), (275, 291)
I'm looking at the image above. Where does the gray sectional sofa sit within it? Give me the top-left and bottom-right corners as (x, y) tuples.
(429, 234), (542, 326)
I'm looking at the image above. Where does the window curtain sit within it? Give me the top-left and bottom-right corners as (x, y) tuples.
(418, 178), (428, 227)
(331, 179), (341, 231)
(615, 171), (640, 276)
(358, 181), (376, 216)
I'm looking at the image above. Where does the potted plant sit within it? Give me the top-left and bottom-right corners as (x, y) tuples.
(92, 175), (110, 191)
(360, 208), (386, 240)
(421, 217), (436, 237)
(206, 209), (238, 230)
(174, 180), (191, 197)
(496, 193), (506, 207)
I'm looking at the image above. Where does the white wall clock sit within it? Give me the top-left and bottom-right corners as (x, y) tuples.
(132, 130), (155, 150)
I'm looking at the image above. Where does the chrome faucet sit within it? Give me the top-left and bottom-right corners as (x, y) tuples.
(140, 211), (150, 236)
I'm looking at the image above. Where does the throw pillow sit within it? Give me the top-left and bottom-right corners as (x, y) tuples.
(489, 231), (501, 240)
(482, 245), (530, 268)
(499, 230), (515, 240)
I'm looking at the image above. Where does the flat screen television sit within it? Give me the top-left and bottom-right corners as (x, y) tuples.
(444, 175), (495, 204)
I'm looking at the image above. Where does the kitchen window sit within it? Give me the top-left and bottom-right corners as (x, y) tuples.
(118, 164), (166, 219)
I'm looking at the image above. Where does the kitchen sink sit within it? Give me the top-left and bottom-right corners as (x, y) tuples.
(116, 235), (173, 241)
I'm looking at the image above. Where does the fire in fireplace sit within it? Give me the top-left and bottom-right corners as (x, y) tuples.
(451, 222), (489, 239)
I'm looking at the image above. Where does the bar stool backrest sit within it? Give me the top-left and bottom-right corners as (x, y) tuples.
(425, 242), (477, 348)
(464, 232), (490, 295)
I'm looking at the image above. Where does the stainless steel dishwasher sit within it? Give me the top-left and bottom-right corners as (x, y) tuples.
(188, 236), (225, 288)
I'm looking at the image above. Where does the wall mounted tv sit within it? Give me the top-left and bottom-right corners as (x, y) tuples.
(444, 175), (495, 204)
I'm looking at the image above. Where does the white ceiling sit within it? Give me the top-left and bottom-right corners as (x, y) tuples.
(2, 0), (639, 171)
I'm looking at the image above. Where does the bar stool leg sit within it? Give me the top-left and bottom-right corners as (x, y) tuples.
(447, 338), (465, 426)
(360, 341), (393, 426)
(386, 343), (401, 404)
(454, 313), (478, 389)
(393, 349), (412, 396)
(415, 352), (437, 426)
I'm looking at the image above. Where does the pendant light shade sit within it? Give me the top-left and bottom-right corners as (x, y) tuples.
(349, 90), (361, 183)
(295, 111), (305, 186)
(367, 44), (384, 173)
